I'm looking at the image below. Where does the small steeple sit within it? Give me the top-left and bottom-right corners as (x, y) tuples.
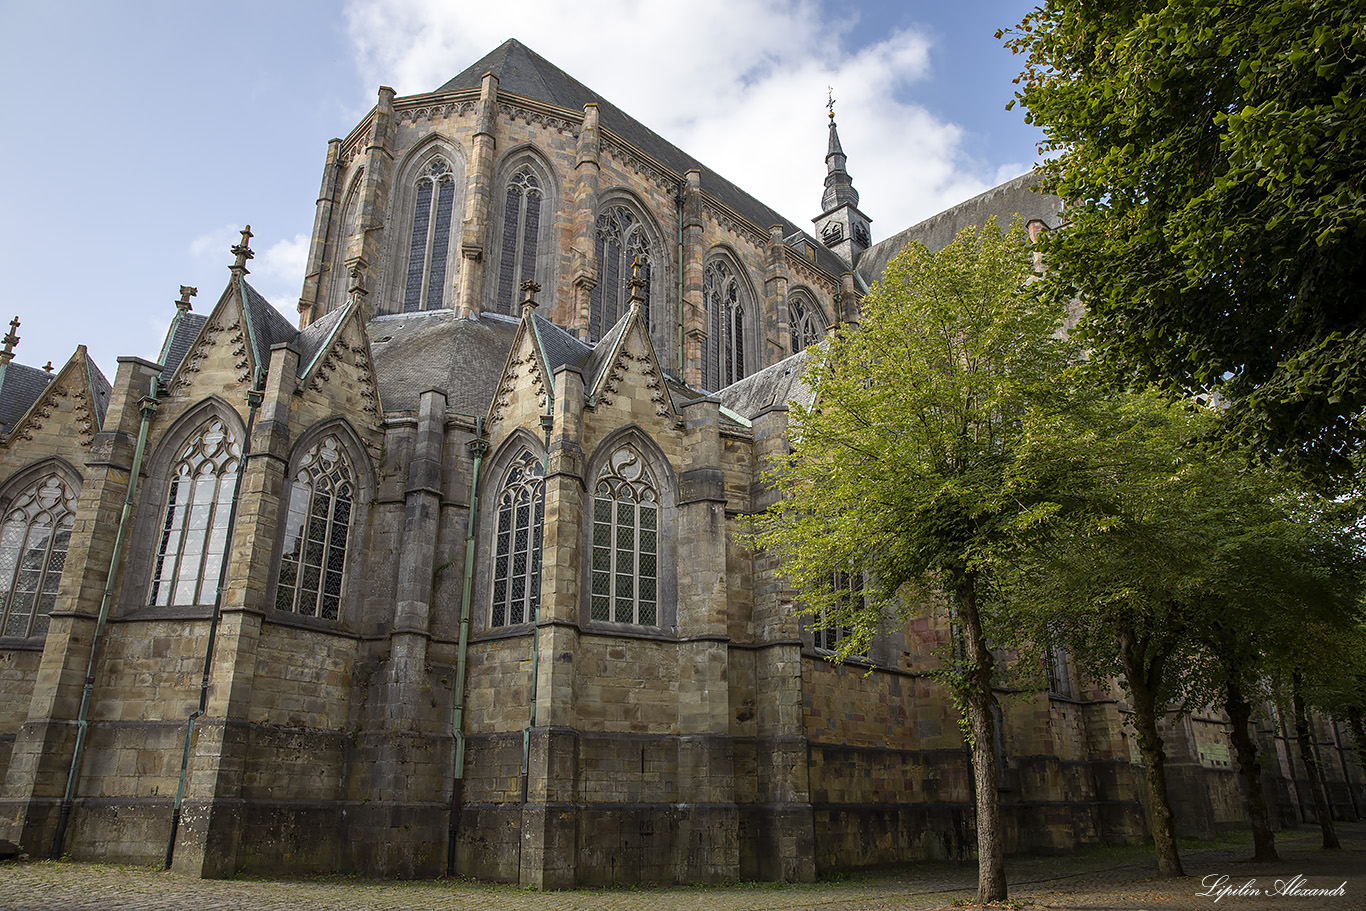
(813, 89), (872, 267)
(230, 226), (254, 275)
(821, 91), (859, 212)
(1, 316), (19, 367)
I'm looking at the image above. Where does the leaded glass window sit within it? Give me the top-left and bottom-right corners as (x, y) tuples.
(590, 445), (658, 626)
(813, 570), (864, 653)
(490, 450), (544, 627)
(590, 205), (652, 341)
(403, 157), (457, 312)
(495, 167), (544, 315)
(703, 260), (746, 391)
(789, 295), (826, 354)
(275, 436), (356, 620)
(1046, 643), (1073, 697)
(149, 420), (240, 607)
(0, 474), (76, 638)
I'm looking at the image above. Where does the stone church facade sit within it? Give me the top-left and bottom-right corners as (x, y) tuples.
(0, 39), (1361, 885)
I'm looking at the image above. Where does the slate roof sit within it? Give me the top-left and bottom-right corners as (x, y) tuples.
(369, 310), (523, 415)
(239, 278), (301, 368)
(296, 305), (350, 378)
(157, 311), (209, 384)
(436, 40), (847, 278)
(0, 362), (54, 436)
(530, 312), (591, 375)
(855, 172), (1065, 286)
(85, 357), (112, 430)
(718, 348), (817, 419)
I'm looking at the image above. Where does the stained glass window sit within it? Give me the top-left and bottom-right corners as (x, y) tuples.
(590, 445), (658, 626)
(403, 157), (457, 312)
(0, 474), (77, 638)
(789, 294), (827, 354)
(495, 167), (544, 315)
(489, 450), (544, 627)
(702, 260), (746, 391)
(590, 205), (652, 341)
(275, 436), (356, 620)
(149, 420), (240, 607)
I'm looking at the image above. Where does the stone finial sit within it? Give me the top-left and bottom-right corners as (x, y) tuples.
(177, 286), (198, 312)
(1, 316), (18, 366)
(347, 264), (369, 305)
(43, 361), (54, 373)
(520, 279), (541, 315)
(230, 225), (254, 275)
(627, 258), (646, 313)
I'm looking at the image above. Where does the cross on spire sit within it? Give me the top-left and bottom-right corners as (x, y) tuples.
(230, 225), (254, 275)
(826, 86), (836, 120)
(1, 316), (19, 365)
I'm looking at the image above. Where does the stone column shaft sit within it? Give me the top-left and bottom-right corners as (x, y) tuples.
(681, 171), (705, 387)
(569, 104), (601, 339)
(458, 73), (499, 317)
(298, 138), (343, 328)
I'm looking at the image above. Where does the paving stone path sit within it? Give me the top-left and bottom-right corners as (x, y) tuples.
(2, 825), (1362, 910)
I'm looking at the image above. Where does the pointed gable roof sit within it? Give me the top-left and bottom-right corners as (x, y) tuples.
(0, 361), (54, 436)
(157, 310), (209, 384)
(436, 40), (847, 278)
(238, 278), (299, 367)
(1, 346), (113, 442)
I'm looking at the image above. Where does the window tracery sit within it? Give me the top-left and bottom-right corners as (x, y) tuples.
(490, 450), (544, 627)
(403, 157), (457, 312)
(591, 205), (652, 341)
(813, 569), (864, 654)
(495, 167), (545, 315)
(149, 420), (240, 607)
(0, 474), (76, 638)
(590, 444), (658, 626)
(789, 294), (827, 354)
(275, 435), (356, 620)
(702, 259), (746, 391)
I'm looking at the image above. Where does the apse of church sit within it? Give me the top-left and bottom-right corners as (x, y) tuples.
(2, 38), (1354, 887)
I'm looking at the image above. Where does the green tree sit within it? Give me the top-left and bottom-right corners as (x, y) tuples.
(754, 219), (1074, 904)
(1004, 0), (1366, 481)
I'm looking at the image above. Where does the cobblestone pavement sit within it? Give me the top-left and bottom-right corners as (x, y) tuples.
(2, 825), (1362, 911)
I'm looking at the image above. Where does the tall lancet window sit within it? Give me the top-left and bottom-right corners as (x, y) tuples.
(590, 445), (658, 626)
(149, 420), (240, 607)
(403, 157), (457, 312)
(490, 450), (544, 627)
(275, 436), (356, 621)
(590, 205), (652, 341)
(703, 260), (746, 391)
(495, 167), (544, 315)
(789, 294), (827, 354)
(0, 474), (77, 638)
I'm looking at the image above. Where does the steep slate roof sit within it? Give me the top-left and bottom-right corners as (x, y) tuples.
(84, 356), (112, 430)
(239, 279), (300, 368)
(296, 305), (349, 378)
(369, 309), (523, 415)
(0, 362), (54, 435)
(530, 312), (592, 375)
(719, 348), (817, 419)
(855, 172), (1066, 285)
(437, 40), (848, 278)
(157, 311), (209, 384)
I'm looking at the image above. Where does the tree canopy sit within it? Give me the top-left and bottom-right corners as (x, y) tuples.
(1004, 0), (1366, 482)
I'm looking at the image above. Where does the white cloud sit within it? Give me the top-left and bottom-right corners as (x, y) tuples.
(188, 224), (243, 263)
(342, 0), (1008, 243)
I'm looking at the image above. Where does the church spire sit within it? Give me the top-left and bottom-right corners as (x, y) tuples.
(813, 90), (872, 267)
(821, 92), (859, 212)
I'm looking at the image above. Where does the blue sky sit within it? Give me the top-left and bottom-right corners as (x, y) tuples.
(0, 0), (1041, 377)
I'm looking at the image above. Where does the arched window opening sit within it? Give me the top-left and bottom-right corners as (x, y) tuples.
(590, 445), (658, 626)
(813, 569), (866, 656)
(495, 167), (545, 315)
(490, 450), (544, 627)
(1046, 643), (1073, 698)
(275, 436), (356, 620)
(403, 157), (457, 312)
(789, 295), (827, 354)
(149, 420), (240, 607)
(703, 260), (746, 391)
(0, 474), (77, 638)
(591, 205), (652, 341)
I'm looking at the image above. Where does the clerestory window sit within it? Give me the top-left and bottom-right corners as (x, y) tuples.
(149, 420), (240, 607)
(590, 205), (652, 341)
(789, 293), (827, 354)
(490, 450), (544, 627)
(495, 167), (545, 315)
(590, 444), (658, 626)
(275, 435), (356, 620)
(0, 474), (76, 638)
(702, 259), (746, 391)
(403, 157), (457, 312)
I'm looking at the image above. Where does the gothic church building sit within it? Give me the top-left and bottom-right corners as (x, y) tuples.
(1, 40), (1358, 885)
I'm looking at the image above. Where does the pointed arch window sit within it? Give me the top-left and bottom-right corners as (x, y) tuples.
(703, 260), (746, 391)
(0, 474), (77, 638)
(149, 420), (240, 607)
(789, 295), (827, 354)
(403, 157), (457, 312)
(490, 450), (545, 627)
(275, 436), (356, 620)
(813, 570), (865, 655)
(590, 445), (658, 626)
(495, 167), (545, 315)
(591, 205), (652, 341)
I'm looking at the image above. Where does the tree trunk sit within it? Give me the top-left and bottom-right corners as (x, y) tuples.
(956, 573), (1008, 904)
(1114, 623), (1184, 876)
(1292, 672), (1340, 849)
(1225, 677), (1279, 861)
